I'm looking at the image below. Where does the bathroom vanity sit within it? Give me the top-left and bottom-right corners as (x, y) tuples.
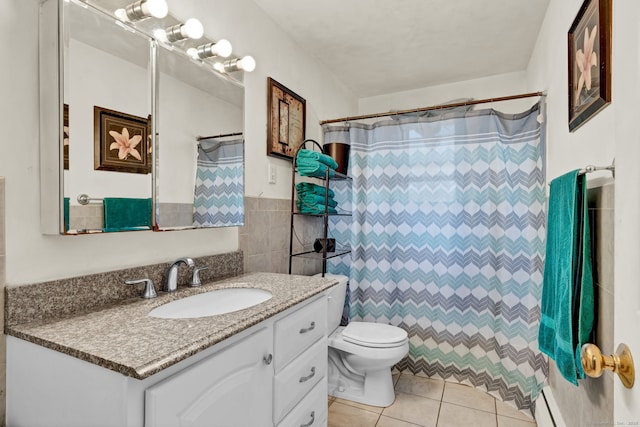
(6, 273), (335, 427)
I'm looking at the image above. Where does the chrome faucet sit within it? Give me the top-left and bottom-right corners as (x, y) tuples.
(164, 257), (195, 292)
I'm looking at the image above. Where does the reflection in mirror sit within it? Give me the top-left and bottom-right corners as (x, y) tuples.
(63, 0), (152, 234)
(155, 45), (244, 230)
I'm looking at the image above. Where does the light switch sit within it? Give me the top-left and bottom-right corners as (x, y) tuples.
(268, 164), (277, 184)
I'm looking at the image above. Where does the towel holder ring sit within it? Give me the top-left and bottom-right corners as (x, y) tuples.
(580, 343), (634, 388)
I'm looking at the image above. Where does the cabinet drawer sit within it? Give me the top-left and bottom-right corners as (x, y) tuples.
(275, 296), (326, 371)
(274, 338), (327, 423)
(277, 377), (328, 427)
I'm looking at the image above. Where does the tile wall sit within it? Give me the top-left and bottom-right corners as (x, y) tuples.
(239, 196), (324, 276)
(157, 203), (193, 228)
(68, 204), (103, 230)
(548, 182), (614, 427)
(0, 177), (5, 426)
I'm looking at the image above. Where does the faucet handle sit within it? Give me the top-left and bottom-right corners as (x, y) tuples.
(189, 267), (209, 287)
(125, 279), (158, 299)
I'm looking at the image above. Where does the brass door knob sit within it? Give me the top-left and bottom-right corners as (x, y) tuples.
(580, 343), (635, 388)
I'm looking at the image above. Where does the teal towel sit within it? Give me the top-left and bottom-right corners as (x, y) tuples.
(297, 149), (339, 170)
(103, 198), (152, 231)
(538, 170), (594, 385)
(296, 182), (335, 198)
(63, 197), (70, 232)
(296, 200), (337, 214)
(297, 158), (336, 178)
(299, 193), (338, 208)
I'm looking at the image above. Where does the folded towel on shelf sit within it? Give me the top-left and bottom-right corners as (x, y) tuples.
(296, 158), (337, 178)
(538, 170), (594, 386)
(299, 193), (338, 208)
(296, 182), (335, 198)
(297, 149), (339, 170)
(296, 200), (338, 215)
(103, 197), (152, 231)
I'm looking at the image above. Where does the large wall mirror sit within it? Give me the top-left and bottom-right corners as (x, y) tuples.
(39, 0), (246, 235)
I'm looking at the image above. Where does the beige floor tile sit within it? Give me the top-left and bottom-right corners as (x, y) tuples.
(441, 382), (495, 413)
(437, 402), (497, 427)
(497, 415), (536, 427)
(382, 392), (440, 427)
(334, 397), (384, 414)
(328, 401), (380, 427)
(377, 415), (423, 427)
(395, 374), (445, 401)
(393, 372), (401, 386)
(495, 399), (535, 422)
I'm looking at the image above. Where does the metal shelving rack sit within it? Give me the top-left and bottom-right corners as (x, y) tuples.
(288, 139), (352, 276)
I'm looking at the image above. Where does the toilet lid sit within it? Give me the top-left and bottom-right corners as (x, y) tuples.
(342, 322), (408, 348)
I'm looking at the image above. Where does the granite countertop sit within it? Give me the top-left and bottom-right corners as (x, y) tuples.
(6, 272), (337, 380)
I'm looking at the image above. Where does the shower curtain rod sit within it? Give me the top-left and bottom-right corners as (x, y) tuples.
(196, 132), (243, 141)
(319, 91), (546, 125)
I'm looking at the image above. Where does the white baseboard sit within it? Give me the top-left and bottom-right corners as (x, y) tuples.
(535, 386), (567, 427)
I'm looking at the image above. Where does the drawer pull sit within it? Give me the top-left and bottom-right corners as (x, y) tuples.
(299, 321), (316, 334)
(300, 411), (315, 427)
(299, 367), (316, 383)
(263, 354), (273, 365)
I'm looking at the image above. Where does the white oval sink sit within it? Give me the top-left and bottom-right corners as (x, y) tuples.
(149, 288), (272, 319)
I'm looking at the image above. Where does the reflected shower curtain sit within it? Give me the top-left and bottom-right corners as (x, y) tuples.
(193, 137), (244, 227)
(324, 103), (547, 412)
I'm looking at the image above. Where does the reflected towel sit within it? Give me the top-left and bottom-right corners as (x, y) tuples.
(296, 200), (337, 215)
(103, 198), (152, 231)
(296, 182), (335, 199)
(299, 193), (338, 208)
(64, 197), (70, 232)
(296, 158), (336, 178)
(538, 170), (594, 386)
(297, 149), (339, 170)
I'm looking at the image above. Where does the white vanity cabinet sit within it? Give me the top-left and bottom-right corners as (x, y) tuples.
(7, 293), (330, 427)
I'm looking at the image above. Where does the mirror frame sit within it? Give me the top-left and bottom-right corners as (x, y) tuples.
(39, 0), (246, 234)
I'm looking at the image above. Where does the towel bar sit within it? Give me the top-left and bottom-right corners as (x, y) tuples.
(77, 194), (104, 205)
(578, 158), (615, 178)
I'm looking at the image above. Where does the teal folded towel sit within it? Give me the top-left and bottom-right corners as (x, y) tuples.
(103, 198), (152, 231)
(538, 170), (594, 385)
(297, 149), (339, 170)
(296, 182), (335, 198)
(296, 200), (337, 214)
(297, 158), (336, 178)
(300, 193), (338, 208)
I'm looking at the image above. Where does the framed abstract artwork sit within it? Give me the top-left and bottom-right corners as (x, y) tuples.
(94, 106), (151, 174)
(267, 77), (306, 160)
(568, 0), (611, 132)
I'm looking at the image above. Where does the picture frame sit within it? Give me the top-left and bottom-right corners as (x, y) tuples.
(94, 106), (151, 174)
(568, 0), (611, 132)
(267, 77), (306, 160)
(63, 103), (69, 170)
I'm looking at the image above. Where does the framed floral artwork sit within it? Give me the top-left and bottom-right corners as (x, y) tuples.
(568, 0), (611, 132)
(94, 106), (151, 174)
(267, 77), (306, 160)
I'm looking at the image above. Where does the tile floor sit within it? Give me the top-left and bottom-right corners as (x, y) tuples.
(327, 373), (537, 427)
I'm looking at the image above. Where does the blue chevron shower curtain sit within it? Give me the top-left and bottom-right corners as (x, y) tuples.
(324, 103), (547, 413)
(193, 137), (244, 227)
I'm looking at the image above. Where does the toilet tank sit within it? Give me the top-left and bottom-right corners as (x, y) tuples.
(315, 273), (348, 333)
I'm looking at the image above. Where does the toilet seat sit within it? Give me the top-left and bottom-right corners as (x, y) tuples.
(342, 322), (408, 348)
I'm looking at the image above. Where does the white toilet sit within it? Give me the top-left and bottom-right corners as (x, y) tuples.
(321, 274), (409, 407)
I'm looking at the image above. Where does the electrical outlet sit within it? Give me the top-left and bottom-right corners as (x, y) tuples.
(268, 164), (277, 184)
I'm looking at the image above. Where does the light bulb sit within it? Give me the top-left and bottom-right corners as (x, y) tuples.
(153, 28), (168, 43)
(182, 18), (204, 39)
(213, 62), (225, 73)
(114, 8), (127, 20)
(237, 55), (256, 72)
(214, 39), (232, 58)
(187, 48), (199, 59)
(144, 0), (168, 19)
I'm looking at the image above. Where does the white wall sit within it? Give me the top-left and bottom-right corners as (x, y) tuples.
(358, 71), (533, 116)
(527, 0), (640, 422)
(0, 0), (357, 285)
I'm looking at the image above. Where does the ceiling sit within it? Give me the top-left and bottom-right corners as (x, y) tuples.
(251, 0), (550, 98)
